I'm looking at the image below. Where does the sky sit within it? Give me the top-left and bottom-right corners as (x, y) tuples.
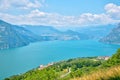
(0, 0), (120, 27)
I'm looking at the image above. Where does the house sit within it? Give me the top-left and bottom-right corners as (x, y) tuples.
(38, 62), (54, 70)
(97, 56), (110, 60)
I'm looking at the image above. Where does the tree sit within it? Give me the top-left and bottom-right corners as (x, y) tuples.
(103, 48), (120, 67)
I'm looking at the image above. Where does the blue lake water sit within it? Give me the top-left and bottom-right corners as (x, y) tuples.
(0, 40), (120, 79)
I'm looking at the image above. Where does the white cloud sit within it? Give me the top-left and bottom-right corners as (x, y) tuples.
(77, 13), (116, 26)
(0, 3), (120, 27)
(105, 3), (120, 19)
(0, 0), (43, 10)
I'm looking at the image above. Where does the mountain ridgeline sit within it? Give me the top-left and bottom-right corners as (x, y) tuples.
(0, 20), (39, 49)
(0, 19), (118, 49)
(76, 25), (114, 40)
(23, 25), (89, 41)
(23, 25), (115, 41)
(0, 20), (90, 49)
(100, 23), (120, 44)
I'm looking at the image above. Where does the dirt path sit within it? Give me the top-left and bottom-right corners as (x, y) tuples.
(60, 68), (71, 78)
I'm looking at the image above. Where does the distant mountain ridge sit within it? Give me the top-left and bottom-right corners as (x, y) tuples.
(100, 23), (120, 44)
(0, 20), (39, 49)
(22, 25), (61, 35)
(75, 25), (115, 40)
(0, 20), (90, 49)
(23, 25), (89, 40)
(0, 19), (116, 49)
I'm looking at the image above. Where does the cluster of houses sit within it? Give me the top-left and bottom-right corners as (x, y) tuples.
(38, 62), (54, 70)
(97, 56), (110, 60)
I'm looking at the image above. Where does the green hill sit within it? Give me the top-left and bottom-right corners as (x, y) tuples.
(72, 49), (120, 80)
(72, 65), (120, 80)
(5, 49), (120, 80)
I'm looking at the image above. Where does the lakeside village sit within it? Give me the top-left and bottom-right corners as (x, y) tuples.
(38, 56), (110, 70)
(38, 62), (54, 70)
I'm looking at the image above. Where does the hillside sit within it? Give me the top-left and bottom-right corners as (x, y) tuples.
(100, 23), (120, 44)
(0, 20), (39, 49)
(5, 57), (103, 80)
(72, 49), (120, 80)
(5, 49), (120, 80)
(72, 66), (120, 80)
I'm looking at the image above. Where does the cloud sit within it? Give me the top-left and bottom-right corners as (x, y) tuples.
(0, 3), (120, 27)
(105, 3), (120, 19)
(0, 0), (43, 10)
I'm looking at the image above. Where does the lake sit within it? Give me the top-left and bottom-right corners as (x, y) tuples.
(0, 40), (120, 79)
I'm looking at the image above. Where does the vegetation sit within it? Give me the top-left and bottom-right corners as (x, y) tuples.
(5, 49), (120, 80)
(102, 48), (120, 67)
(72, 48), (120, 80)
(72, 66), (120, 80)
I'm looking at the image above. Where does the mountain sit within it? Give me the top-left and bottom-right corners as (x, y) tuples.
(62, 30), (89, 40)
(0, 20), (39, 49)
(22, 25), (89, 40)
(75, 25), (115, 40)
(100, 23), (120, 44)
(22, 25), (61, 35)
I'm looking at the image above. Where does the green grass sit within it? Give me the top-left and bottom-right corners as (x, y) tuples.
(72, 65), (120, 80)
